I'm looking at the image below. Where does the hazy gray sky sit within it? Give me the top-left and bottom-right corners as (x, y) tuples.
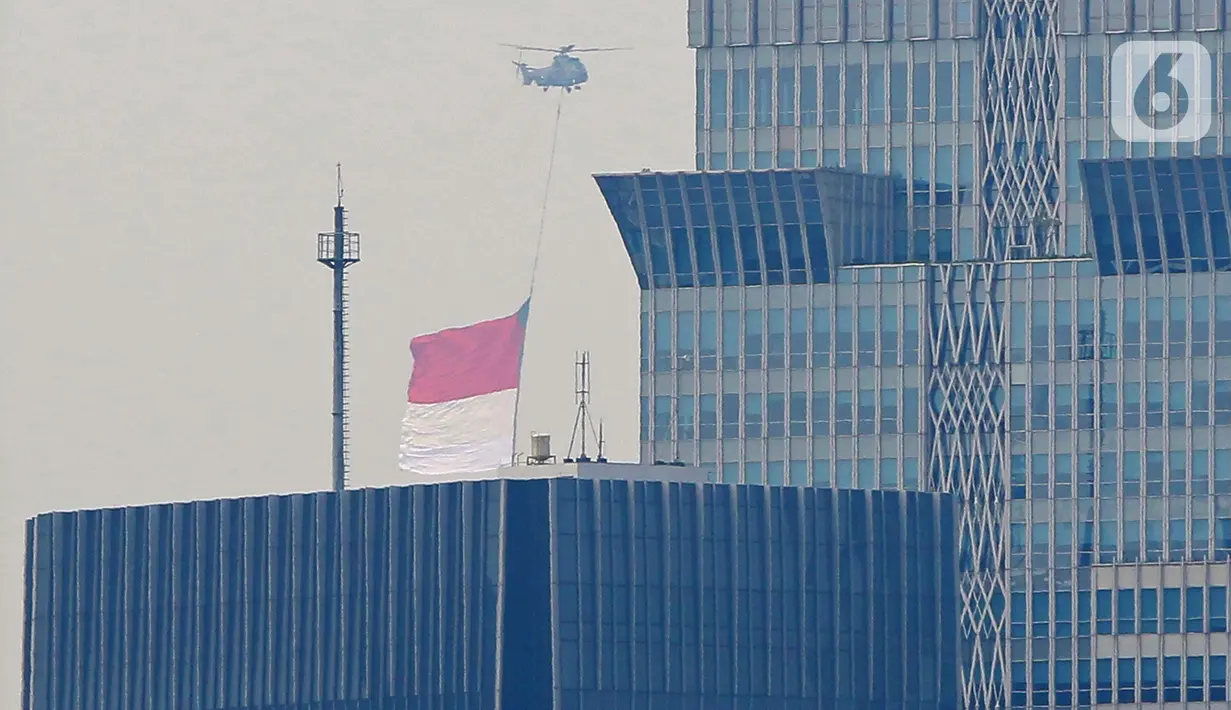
(0, 0), (692, 701)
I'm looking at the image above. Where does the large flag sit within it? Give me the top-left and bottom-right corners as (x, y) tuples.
(398, 299), (530, 475)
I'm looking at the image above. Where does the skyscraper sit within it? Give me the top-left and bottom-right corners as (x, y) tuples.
(598, 1), (1231, 707)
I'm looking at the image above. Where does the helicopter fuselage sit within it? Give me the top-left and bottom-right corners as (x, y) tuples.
(515, 54), (589, 90)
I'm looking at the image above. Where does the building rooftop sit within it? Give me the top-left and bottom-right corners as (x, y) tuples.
(396, 460), (717, 486)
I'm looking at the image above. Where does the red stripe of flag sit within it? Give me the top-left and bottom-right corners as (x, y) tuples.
(406, 300), (530, 404)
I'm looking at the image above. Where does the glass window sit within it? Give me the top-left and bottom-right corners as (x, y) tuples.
(890, 61), (908, 122)
(722, 393), (740, 439)
(1123, 297), (1141, 359)
(903, 306), (920, 365)
(1054, 300), (1073, 360)
(812, 390), (830, 435)
(677, 310), (695, 371)
(857, 306), (876, 366)
(788, 459), (806, 485)
(836, 458), (852, 488)
(957, 60), (974, 120)
(1217, 449), (1231, 493)
(1146, 297), (1165, 358)
(1212, 655), (1228, 702)
(1118, 657), (1135, 704)
(1188, 655), (1205, 702)
(1169, 381), (1188, 428)
(1187, 586), (1205, 632)
(812, 306), (830, 367)
(789, 391), (807, 436)
(1218, 380), (1231, 425)
(857, 458), (875, 487)
(935, 60), (953, 121)
(1145, 382), (1164, 428)
(677, 394), (695, 440)
(699, 394), (717, 439)
(902, 388), (919, 433)
(822, 65), (841, 124)
(902, 457), (919, 489)
(1140, 588), (1159, 633)
(1141, 657), (1159, 703)
(789, 308), (807, 368)
(835, 306), (853, 366)
(845, 62), (863, 124)
(1055, 590), (1073, 637)
(745, 309), (763, 369)
(1054, 384), (1073, 429)
(1010, 302), (1027, 361)
(835, 390), (853, 435)
(653, 395), (672, 441)
(800, 64), (817, 125)
(1066, 56), (1083, 117)
(1096, 657), (1113, 704)
(880, 457), (898, 487)
(1164, 587), (1182, 633)
(912, 60), (931, 121)
(700, 310), (718, 370)
(722, 310), (741, 369)
(1169, 296), (1187, 357)
(880, 388), (898, 434)
(1211, 586), (1228, 632)
(1087, 56), (1105, 116)
(654, 311), (672, 370)
(1117, 588), (1135, 634)
(745, 393), (763, 437)
(1194, 296), (1211, 356)
(767, 308), (786, 369)
(766, 460), (784, 485)
(710, 69), (727, 130)
(755, 67), (773, 126)
(733, 68), (751, 129)
(777, 66), (795, 126)
(1032, 301), (1051, 361)
(1216, 296), (1231, 355)
(1096, 589), (1113, 634)
(857, 388), (876, 434)
(767, 392), (785, 437)
(1124, 382), (1141, 429)
(1033, 590), (1050, 637)
(1031, 384), (1049, 430)
(867, 63), (885, 123)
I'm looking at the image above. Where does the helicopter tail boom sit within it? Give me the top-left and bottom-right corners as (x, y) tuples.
(512, 61), (533, 85)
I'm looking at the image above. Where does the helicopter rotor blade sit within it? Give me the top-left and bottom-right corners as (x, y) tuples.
(568, 47), (633, 53)
(499, 43), (559, 53)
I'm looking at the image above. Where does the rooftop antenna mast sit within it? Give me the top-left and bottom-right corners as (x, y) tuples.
(566, 351), (604, 462)
(317, 164), (361, 492)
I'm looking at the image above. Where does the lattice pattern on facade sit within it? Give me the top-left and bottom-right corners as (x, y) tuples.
(928, 261), (1009, 709)
(982, 0), (1063, 261)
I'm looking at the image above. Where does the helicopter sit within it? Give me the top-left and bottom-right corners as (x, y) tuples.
(501, 43), (631, 92)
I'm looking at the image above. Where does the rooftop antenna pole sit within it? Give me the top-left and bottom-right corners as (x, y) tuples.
(318, 164), (361, 493)
(566, 351), (602, 462)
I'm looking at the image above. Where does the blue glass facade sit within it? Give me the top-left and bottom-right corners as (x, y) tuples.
(23, 479), (961, 710)
(600, 0), (1231, 707)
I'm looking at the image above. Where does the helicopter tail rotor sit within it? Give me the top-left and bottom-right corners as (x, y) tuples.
(512, 61), (532, 84)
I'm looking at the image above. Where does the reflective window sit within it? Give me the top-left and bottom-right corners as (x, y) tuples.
(699, 310), (718, 371)
(733, 68), (750, 129)
(754, 67), (772, 127)
(777, 66), (795, 126)
(789, 308), (807, 368)
(845, 62), (863, 124)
